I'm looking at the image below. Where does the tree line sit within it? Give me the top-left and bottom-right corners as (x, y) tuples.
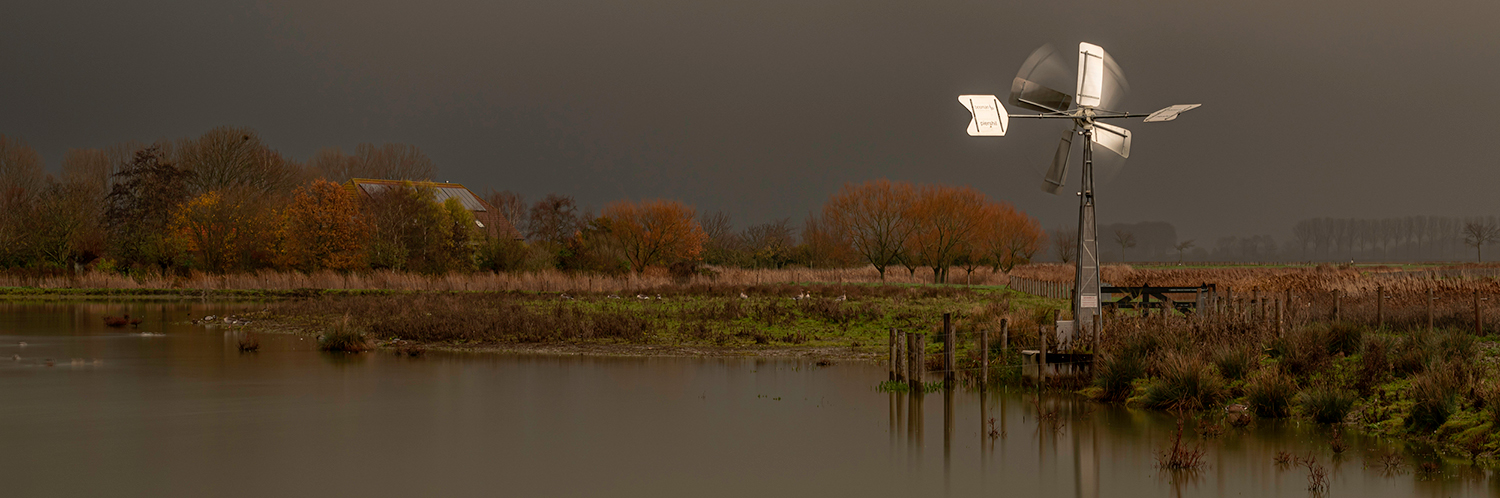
(1041, 215), (1500, 264)
(0, 129), (1046, 277)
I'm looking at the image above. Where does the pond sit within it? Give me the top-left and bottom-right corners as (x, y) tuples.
(0, 301), (1494, 497)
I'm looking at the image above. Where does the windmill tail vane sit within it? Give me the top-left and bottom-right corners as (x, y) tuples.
(956, 41), (1201, 334)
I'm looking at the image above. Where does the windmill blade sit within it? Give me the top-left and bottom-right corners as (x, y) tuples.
(1076, 43), (1130, 111)
(1009, 44), (1074, 113)
(957, 95), (1008, 136)
(1093, 122), (1131, 159)
(1143, 104), (1202, 123)
(1042, 128), (1075, 194)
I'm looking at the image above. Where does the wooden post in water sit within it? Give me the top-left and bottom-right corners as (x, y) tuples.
(943, 313), (955, 382)
(980, 327), (989, 385)
(907, 332), (919, 390)
(889, 328), (898, 380)
(1000, 318), (1009, 355)
(1376, 286), (1383, 328)
(1039, 325), (1048, 385)
(1427, 287), (1435, 334)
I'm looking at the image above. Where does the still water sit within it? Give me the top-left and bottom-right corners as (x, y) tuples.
(0, 301), (1495, 497)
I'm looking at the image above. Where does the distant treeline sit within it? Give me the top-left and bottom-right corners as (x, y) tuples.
(0, 129), (1046, 279)
(1044, 216), (1500, 263)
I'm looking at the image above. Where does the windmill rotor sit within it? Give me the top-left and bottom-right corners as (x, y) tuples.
(956, 41), (1200, 337)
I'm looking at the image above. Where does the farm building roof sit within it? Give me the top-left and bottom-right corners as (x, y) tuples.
(343, 178), (522, 240)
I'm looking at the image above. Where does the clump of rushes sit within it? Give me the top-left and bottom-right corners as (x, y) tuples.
(237, 333), (260, 353)
(1298, 384), (1356, 424)
(1407, 361), (1469, 432)
(1142, 353), (1225, 411)
(1356, 334), (1394, 393)
(1093, 351), (1148, 401)
(1392, 332), (1432, 376)
(319, 315), (370, 353)
(1325, 321), (1364, 356)
(1245, 368), (1296, 418)
(1271, 326), (1330, 378)
(1093, 326), (1162, 401)
(1210, 343), (1258, 382)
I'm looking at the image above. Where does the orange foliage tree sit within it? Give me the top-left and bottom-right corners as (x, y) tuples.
(906, 185), (992, 283)
(822, 179), (918, 281)
(988, 202), (1045, 273)
(171, 191), (243, 273)
(601, 199), (706, 273)
(284, 179), (368, 271)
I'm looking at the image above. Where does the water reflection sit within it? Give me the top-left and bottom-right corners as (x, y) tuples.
(1, 301), (1497, 497)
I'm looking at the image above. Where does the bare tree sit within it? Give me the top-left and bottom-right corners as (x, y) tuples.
(311, 143), (436, 183)
(175, 126), (303, 196)
(526, 193), (583, 246)
(1174, 239), (1195, 264)
(1463, 220), (1500, 262)
(1113, 230), (1136, 261)
(1052, 228), (1077, 264)
(480, 189), (528, 238)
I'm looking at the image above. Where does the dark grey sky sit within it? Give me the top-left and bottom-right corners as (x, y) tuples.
(4, 0), (1498, 242)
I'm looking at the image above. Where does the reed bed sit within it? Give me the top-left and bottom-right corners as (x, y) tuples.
(0, 265), (1011, 293)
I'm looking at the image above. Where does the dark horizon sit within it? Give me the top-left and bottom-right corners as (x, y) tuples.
(4, 0), (1498, 246)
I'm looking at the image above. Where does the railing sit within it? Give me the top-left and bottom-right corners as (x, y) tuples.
(1007, 276), (1073, 300)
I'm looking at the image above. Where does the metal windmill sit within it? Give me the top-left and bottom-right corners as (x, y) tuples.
(957, 42), (1200, 336)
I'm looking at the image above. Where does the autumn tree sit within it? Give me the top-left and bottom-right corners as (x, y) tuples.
(25, 178), (106, 269)
(170, 192), (247, 273)
(822, 179), (918, 281)
(600, 199), (706, 273)
(105, 147), (194, 271)
(987, 202), (1044, 273)
(906, 184), (991, 284)
(363, 183), (453, 273)
(284, 179), (368, 271)
(0, 135), (45, 267)
(801, 212), (858, 268)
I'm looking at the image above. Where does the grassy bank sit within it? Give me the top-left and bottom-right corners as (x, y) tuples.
(246, 283), (1065, 359)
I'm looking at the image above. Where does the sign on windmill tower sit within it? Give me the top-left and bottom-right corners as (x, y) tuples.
(956, 42), (1201, 334)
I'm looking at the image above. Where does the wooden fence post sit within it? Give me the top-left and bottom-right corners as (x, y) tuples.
(1335, 290), (1342, 323)
(1000, 318), (1009, 355)
(1428, 288), (1435, 334)
(1376, 286), (1383, 328)
(1475, 290), (1482, 336)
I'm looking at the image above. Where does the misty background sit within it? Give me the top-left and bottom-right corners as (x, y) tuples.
(3, 0), (1498, 261)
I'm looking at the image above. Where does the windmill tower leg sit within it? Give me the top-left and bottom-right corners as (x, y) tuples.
(1074, 127), (1102, 341)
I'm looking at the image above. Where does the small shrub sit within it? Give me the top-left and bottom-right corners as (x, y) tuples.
(1141, 353), (1225, 411)
(1245, 369), (1296, 418)
(1210, 343), (1258, 381)
(1298, 385), (1356, 424)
